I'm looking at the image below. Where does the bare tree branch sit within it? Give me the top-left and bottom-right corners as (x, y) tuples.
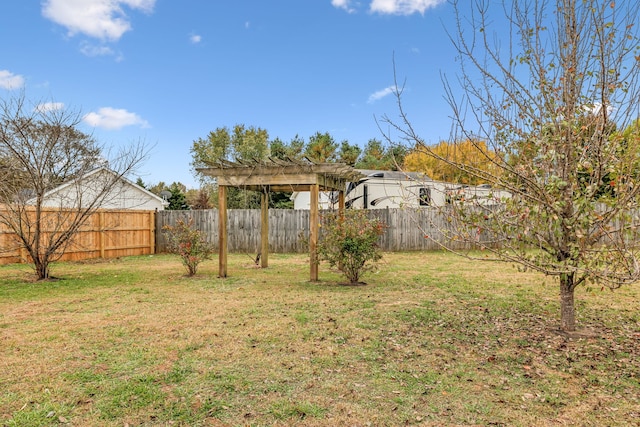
(0, 93), (149, 279)
(381, 0), (640, 332)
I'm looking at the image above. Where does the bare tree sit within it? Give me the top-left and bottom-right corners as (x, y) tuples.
(0, 94), (148, 279)
(383, 0), (640, 332)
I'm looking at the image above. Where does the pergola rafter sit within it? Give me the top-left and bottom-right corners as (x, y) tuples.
(197, 158), (364, 281)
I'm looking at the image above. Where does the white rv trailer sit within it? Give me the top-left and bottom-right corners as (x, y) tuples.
(290, 169), (509, 210)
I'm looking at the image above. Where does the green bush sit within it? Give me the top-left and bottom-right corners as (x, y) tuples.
(318, 210), (386, 284)
(162, 218), (214, 276)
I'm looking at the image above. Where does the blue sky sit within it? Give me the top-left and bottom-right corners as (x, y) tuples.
(1, 0), (460, 188)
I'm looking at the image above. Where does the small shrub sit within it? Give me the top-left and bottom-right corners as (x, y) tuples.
(317, 210), (386, 284)
(162, 218), (214, 276)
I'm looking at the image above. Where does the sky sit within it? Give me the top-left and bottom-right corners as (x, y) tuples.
(1, 0), (462, 189)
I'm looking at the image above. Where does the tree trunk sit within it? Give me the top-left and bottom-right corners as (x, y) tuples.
(34, 256), (50, 280)
(560, 273), (576, 332)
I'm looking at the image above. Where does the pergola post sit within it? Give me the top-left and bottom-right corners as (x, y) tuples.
(218, 185), (228, 278)
(260, 189), (269, 268)
(338, 190), (345, 215)
(310, 183), (319, 281)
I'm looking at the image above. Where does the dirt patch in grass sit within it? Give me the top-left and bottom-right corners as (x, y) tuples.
(1, 252), (638, 426)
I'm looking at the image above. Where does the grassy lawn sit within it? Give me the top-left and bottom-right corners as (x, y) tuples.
(0, 252), (638, 426)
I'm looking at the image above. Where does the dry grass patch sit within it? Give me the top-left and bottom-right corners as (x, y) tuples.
(0, 252), (638, 426)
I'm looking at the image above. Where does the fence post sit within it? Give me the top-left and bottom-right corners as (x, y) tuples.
(149, 211), (155, 254)
(99, 211), (105, 258)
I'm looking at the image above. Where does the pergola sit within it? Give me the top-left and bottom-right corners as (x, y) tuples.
(197, 159), (365, 281)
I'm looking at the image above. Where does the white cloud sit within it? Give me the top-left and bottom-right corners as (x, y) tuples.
(583, 102), (614, 117)
(0, 70), (25, 90)
(370, 0), (445, 15)
(368, 86), (396, 103)
(332, 0), (357, 13)
(35, 102), (65, 113)
(79, 41), (117, 57)
(42, 0), (156, 41)
(190, 34), (202, 44)
(83, 107), (149, 130)
(332, 0), (444, 14)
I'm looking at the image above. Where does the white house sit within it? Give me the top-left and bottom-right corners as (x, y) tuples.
(290, 169), (510, 209)
(30, 167), (168, 211)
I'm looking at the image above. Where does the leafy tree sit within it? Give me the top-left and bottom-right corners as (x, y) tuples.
(170, 182), (187, 194)
(191, 124), (270, 209)
(305, 131), (338, 162)
(166, 182), (189, 210)
(0, 94), (148, 280)
(337, 140), (361, 166)
(356, 138), (405, 170)
(266, 192), (293, 209)
(271, 134), (359, 207)
(270, 135), (305, 160)
(357, 138), (385, 169)
(383, 0), (640, 332)
(404, 139), (502, 184)
(227, 187), (262, 209)
(135, 177), (146, 189)
(190, 124), (269, 183)
(187, 185), (215, 210)
(191, 127), (232, 173)
(231, 124), (269, 160)
(386, 145), (408, 171)
(146, 181), (167, 196)
(270, 137), (286, 159)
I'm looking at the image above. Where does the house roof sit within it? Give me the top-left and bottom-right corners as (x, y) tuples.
(28, 166), (168, 207)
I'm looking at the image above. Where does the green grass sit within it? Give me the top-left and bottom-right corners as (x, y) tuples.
(0, 252), (639, 426)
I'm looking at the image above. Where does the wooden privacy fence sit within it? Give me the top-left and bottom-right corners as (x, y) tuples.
(156, 209), (310, 254)
(2, 205), (633, 265)
(0, 208), (156, 265)
(0, 207), (485, 265)
(156, 208), (484, 254)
